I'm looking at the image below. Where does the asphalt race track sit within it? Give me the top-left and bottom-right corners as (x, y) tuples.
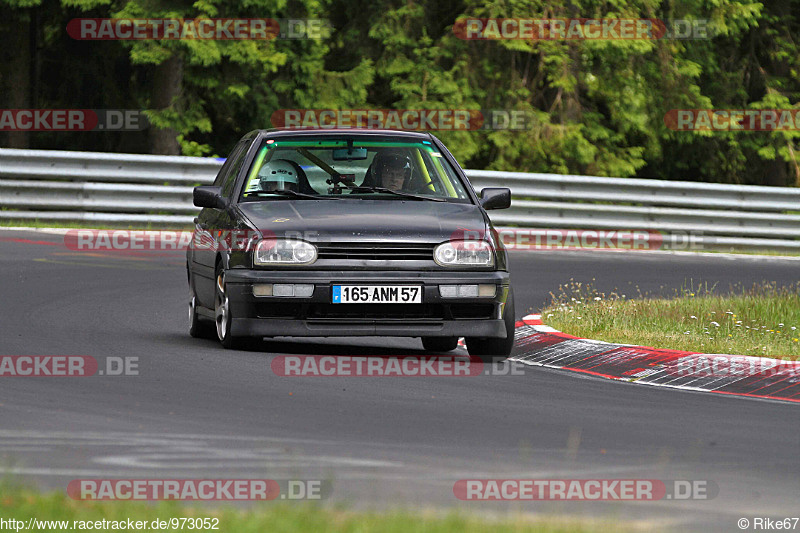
(1, 229), (798, 532)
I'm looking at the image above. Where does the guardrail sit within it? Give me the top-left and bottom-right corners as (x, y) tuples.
(1, 148), (799, 251)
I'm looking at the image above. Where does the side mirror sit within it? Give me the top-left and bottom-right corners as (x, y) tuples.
(193, 186), (227, 209)
(479, 187), (511, 210)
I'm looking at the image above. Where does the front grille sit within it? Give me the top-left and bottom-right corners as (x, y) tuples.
(316, 242), (435, 261)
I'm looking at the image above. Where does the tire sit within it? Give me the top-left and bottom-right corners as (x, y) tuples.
(421, 337), (459, 352)
(214, 265), (254, 350)
(188, 272), (215, 339)
(466, 287), (515, 364)
(189, 291), (215, 339)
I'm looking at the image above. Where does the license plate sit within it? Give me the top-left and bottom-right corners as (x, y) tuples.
(332, 285), (422, 304)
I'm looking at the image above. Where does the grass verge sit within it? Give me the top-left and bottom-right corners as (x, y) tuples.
(0, 483), (626, 533)
(541, 281), (800, 360)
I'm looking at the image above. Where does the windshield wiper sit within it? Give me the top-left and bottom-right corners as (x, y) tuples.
(243, 190), (332, 200)
(353, 186), (446, 202)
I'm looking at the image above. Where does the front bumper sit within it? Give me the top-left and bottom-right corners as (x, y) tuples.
(224, 269), (510, 338)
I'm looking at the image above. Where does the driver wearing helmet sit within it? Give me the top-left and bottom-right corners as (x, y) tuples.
(373, 151), (412, 191)
(258, 159), (299, 192)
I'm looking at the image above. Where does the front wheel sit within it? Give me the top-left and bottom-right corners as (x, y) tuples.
(215, 266), (254, 350)
(466, 287), (515, 363)
(189, 287), (215, 339)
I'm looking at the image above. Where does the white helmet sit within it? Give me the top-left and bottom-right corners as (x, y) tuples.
(258, 160), (299, 192)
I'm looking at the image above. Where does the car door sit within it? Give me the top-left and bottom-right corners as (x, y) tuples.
(192, 138), (251, 309)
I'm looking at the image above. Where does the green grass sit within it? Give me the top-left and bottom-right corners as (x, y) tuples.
(0, 483), (628, 533)
(541, 281), (800, 360)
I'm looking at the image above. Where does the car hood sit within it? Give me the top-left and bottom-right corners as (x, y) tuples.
(236, 199), (488, 243)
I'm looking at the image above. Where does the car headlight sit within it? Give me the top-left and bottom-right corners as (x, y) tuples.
(434, 240), (494, 267)
(254, 239), (317, 265)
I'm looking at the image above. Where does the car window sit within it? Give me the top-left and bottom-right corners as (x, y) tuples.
(220, 141), (250, 198)
(240, 137), (470, 202)
(243, 148), (376, 194)
(212, 141), (247, 188)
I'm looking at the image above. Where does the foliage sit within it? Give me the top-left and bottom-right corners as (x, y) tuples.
(1, 0), (798, 185)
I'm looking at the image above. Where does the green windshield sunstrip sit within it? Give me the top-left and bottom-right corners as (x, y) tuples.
(270, 141), (435, 149)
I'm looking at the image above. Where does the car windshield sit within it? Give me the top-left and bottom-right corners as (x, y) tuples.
(240, 137), (471, 202)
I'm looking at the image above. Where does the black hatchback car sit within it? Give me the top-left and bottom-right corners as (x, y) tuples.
(187, 129), (514, 361)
